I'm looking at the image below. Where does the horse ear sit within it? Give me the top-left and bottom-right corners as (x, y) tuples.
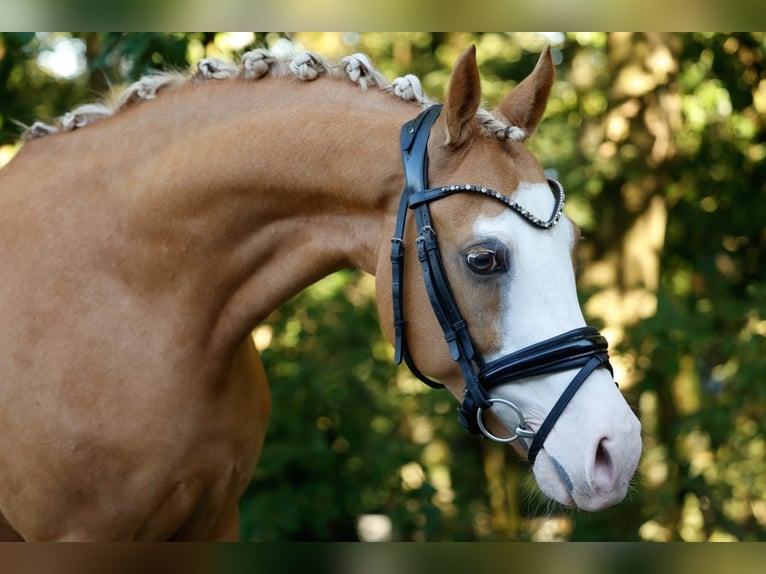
(443, 45), (482, 147)
(496, 47), (554, 135)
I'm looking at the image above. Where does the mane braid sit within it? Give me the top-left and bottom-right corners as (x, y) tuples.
(22, 45), (526, 142)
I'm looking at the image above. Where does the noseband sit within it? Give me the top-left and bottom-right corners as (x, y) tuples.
(390, 104), (613, 463)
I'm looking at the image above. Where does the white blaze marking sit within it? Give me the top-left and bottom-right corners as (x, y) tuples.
(473, 182), (585, 360)
(471, 183), (642, 511)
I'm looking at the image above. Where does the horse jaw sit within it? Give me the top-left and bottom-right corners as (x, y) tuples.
(473, 182), (642, 511)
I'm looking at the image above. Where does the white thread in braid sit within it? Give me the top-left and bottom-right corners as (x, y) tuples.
(24, 121), (58, 140)
(340, 53), (388, 90)
(475, 109), (528, 142)
(503, 126), (527, 142)
(197, 58), (239, 80)
(241, 48), (275, 79)
(289, 52), (326, 81)
(392, 74), (426, 103)
(116, 75), (179, 109)
(60, 104), (112, 132)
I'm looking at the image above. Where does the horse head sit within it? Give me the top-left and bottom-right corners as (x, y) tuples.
(376, 46), (642, 511)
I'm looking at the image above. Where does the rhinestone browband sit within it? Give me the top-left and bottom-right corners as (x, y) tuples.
(407, 180), (565, 230)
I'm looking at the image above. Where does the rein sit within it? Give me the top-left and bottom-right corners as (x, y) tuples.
(390, 105), (613, 463)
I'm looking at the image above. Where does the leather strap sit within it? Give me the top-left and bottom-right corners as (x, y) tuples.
(390, 105), (445, 389)
(456, 327), (612, 447)
(399, 105), (489, 409)
(478, 327), (610, 388)
(526, 353), (609, 462)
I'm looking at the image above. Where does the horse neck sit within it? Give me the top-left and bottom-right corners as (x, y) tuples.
(38, 77), (414, 353)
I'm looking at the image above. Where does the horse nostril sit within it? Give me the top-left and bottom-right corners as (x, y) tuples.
(596, 439), (610, 467)
(592, 438), (616, 490)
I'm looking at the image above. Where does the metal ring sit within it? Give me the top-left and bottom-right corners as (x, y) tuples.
(476, 398), (537, 444)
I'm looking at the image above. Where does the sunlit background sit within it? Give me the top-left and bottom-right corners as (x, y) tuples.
(0, 32), (764, 541)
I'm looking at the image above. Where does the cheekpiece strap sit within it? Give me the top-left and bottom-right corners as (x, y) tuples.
(392, 104), (488, 402)
(390, 105), (446, 390)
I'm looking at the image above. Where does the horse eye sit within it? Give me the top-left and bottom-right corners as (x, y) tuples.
(466, 247), (505, 275)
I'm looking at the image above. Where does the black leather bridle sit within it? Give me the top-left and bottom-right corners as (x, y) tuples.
(390, 104), (613, 463)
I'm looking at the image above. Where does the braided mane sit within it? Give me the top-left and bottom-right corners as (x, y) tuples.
(23, 47), (527, 143)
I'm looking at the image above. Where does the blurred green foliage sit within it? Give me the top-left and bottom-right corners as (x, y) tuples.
(1, 32), (764, 541)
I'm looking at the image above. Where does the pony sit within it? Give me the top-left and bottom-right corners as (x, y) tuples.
(0, 42), (641, 540)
